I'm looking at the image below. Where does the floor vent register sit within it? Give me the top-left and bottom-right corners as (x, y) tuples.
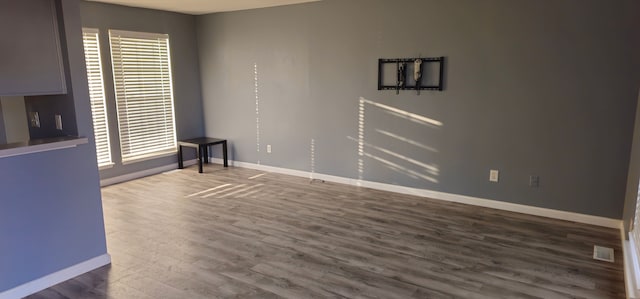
(593, 245), (614, 263)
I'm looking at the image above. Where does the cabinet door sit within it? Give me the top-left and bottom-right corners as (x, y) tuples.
(0, 0), (66, 96)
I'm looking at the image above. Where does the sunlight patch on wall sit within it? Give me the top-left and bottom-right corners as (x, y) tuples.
(357, 98), (366, 185)
(355, 97), (442, 184)
(310, 138), (316, 180)
(254, 63), (261, 164)
(364, 152), (439, 183)
(376, 129), (438, 153)
(347, 136), (439, 176)
(360, 97), (443, 128)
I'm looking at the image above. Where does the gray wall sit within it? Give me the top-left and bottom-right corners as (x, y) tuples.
(197, 0), (640, 219)
(0, 0), (107, 291)
(623, 92), (640, 235)
(80, 1), (204, 179)
(0, 100), (6, 144)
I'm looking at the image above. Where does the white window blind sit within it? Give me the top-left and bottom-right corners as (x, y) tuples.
(108, 30), (177, 162)
(82, 28), (113, 167)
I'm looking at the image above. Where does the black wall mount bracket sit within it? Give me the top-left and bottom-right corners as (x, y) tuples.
(377, 57), (445, 94)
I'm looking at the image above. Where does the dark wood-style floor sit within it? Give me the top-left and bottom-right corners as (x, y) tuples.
(27, 165), (625, 298)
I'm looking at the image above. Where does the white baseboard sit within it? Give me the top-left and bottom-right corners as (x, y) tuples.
(0, 254), (111, 299)
(211, 157), (622, 229)
(100, 159), (197, 187)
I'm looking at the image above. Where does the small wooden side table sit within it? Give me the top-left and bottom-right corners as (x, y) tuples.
(178, 137), (228, 173)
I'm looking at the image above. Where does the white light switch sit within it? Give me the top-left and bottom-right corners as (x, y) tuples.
(489, 169), (499, 182)
(266, 144), (272, 153)
(55, 114), (63, 130)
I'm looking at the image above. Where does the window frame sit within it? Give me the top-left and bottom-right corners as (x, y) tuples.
(108, 29), (178, 164)
(81, 27), (114, 169)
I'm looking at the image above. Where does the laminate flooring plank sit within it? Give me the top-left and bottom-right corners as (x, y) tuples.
(260, 233), (501, 298)
(249, 263), (350, 298)
(227, 199), (566, 294)
(220, 269), (327, 299)
(25, 289), (67, 299)
(27, 165), (625, 298)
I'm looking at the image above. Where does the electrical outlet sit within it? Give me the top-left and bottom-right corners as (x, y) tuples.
(30, 112), (40, 128)
(55, 114), (63, 130)
(529, 175), (540, 188)
(266, 144), (272, 153)
(489, 169), (499, 182)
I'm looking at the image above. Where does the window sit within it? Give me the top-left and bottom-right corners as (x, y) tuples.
(82, 28), (113, 167)
(108, 30), (177, 163)
(628, 185), (640, 297)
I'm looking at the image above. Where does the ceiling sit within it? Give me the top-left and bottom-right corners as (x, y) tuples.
(86, 0), (321, 15)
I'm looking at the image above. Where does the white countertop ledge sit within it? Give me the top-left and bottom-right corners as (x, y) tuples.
(0, 136), (88, 158)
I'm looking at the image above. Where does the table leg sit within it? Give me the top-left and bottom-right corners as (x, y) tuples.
(204, 145), (209, 164)
(178, 145), (184, 169)
(197, 146), (203, 173)
(223, 141), (228, 167)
